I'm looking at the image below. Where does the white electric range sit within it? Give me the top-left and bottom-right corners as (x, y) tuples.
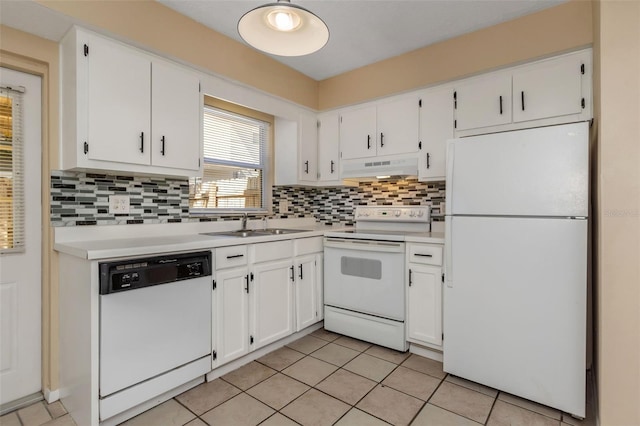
(323, 206), (431, 351)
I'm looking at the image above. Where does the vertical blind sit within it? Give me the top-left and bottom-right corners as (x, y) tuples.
(190, 106), (268, 211)
(0, 85), (25, 253)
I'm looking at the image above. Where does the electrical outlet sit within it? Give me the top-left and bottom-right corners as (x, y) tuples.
(109, 195), (130, 214)
(279, 200), (289, 214)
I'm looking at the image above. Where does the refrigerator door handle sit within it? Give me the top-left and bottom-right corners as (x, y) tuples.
(446, 141), (455, 215)
(445, 216), (453, 287)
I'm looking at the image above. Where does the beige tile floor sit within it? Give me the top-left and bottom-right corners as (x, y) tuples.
(1, 330), (597, 426)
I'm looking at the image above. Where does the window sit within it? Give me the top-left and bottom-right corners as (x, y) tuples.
(0, 85), (24, 253)
(190, 97), (272, 213)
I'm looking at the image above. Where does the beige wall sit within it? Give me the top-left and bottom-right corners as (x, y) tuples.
(0, 25), (60, 392)
(37, 0), (319, 110)
(593, 1), (640, 425)
(319, 0), (593, 110)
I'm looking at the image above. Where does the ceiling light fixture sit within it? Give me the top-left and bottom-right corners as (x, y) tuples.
(238, 0), (329, 57)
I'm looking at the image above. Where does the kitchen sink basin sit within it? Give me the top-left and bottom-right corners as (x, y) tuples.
(200, 228), (308, 238)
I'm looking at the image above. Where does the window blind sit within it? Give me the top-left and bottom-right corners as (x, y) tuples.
(190, 106), (268, 211)
(0, 85), (25, 253)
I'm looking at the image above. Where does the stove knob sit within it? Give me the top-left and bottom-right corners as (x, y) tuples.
(394, 210), (401, 217)
(417, 210), (424, 217)
(409, 211), (416, 217)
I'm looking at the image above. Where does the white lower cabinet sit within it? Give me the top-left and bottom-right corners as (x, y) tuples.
(406, 243), (443, 348)
(251, 258), (295, 349)
(294, 254), (319, 331)
(214, 266), (250, 366)
(213, 237), (323, 368)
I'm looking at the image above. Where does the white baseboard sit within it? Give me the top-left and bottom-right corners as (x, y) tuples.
(44, 388), (59, 404)
(409, 343), (443, 362)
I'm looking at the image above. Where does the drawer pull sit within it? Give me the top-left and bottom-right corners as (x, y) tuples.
(415, 253), (433, 257)
(226, 254), (244, 259)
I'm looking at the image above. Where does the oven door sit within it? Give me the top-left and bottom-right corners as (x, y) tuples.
(324, 237), (405, 321)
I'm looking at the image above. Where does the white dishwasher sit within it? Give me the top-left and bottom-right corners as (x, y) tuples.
(98, 251), (212, 420)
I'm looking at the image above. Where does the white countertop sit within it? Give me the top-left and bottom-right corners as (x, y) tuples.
(54, 219), (445, 260)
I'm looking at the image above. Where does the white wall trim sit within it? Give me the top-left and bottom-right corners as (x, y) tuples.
(44, 388), (59, 404)
(409, 342), (443, 362)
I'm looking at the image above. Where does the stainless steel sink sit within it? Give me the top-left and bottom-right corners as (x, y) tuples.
(200, 228), (308, 238)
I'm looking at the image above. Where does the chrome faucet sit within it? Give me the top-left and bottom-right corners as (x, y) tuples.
(241, 213), (248, 230)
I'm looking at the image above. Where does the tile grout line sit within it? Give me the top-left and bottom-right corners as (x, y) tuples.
(483, 390), (500, 425)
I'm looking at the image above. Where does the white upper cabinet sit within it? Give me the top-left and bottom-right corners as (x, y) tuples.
(377, 96), (421, 156)
(298, 112), (318, 182)
(85, 33), (151, 166)
(339, 95), (420, 160)
(454, 49), (592, 137)
(512, 53), (586, 123)
(317, 112), (340, 182)
(61, 27), (202, 177)
(418, 85), (454, 182)
(454, 72), (512, 131)
(339, 105), (377, 160)
(151, 59), (201, 171)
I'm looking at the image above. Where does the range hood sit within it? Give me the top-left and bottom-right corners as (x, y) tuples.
(340, 156), (418, 179)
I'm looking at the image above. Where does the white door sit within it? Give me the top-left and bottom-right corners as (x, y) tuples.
(214, 267), (249, 366)
(512, 54), (584, 123)
(317, 113), (340, 182)
(324, 240), (405, 321)
(377, 96), (420, 156)
(295, 254), (317, 331)
(407, 264), (442, 346)
(339, 106), (376, 159)
(418, 86), (454, 181)
(446, 122), (589, 217)
(86, 33), (151, 165)
(151, 59), (200, 171)
(251, 259), (294, 349)
(298, 112), (318, 182)
(454, 72), (512, 131)
(0, 68), (42, 405)
(444, 215), (586, 417)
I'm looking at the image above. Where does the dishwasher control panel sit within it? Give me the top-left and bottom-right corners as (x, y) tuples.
(99, 251), (212, 295)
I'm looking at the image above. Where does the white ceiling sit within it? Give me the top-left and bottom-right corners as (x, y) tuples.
(0, 0), (566, 81)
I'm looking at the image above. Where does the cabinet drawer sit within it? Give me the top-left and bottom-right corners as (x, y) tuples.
(294, 237), (323, 256)
(250, 240), (294, 263)
(215, 245), (248, 269)
(408, 244), (443, 266)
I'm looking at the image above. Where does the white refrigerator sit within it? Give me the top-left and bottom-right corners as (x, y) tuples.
(444, 122), (588, 418)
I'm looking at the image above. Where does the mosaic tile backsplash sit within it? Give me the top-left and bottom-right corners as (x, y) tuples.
(50, 171), (445, 226)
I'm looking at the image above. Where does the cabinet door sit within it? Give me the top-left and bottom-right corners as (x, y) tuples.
(151, 59), (201, 171)
(251, 259), (294, 349)
(512, 54), (585, 123)
(407, 264), (442, 347)
(295, 254), (318, 331)
(316, 254), (324, 321)
(317, 113), (340, 182)
(339, 106), (377, 159)
(86, 34), (151, 165)
(455, 72), (511, 131)
(299, 112), (318, 182)
(419, 86), (454, 181)
(377, 96), (420, 156)
(214, 267), (250, 366)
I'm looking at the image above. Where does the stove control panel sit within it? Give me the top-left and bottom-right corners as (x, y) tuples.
(354, 206), (430, 223)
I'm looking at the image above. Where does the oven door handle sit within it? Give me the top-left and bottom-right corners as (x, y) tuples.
(324, 238), (405, 253)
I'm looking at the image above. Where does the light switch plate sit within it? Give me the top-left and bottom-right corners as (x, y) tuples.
(109, 195), (130, 214)
(279, 200), (288, 214)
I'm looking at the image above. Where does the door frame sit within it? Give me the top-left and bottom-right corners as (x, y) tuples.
(0, 49), (55, 404)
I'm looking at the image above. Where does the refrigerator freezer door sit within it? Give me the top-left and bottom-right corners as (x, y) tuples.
(443, 216), (586, 417)
(446, 122), (589, 217)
